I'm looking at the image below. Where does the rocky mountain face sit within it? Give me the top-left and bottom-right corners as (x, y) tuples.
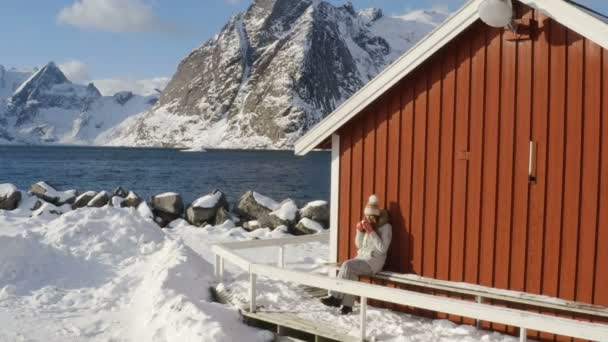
(0, 62), (157, 145)
(103, 1), (446, 149)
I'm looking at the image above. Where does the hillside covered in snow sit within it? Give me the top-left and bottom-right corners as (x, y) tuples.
(0, 62), (157, 145)
(102, 1), (447, 149)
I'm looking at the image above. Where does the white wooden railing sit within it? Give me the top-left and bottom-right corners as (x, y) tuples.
(212, 233), (608, 342)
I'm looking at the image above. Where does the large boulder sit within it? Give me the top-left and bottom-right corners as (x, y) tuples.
(186, 190), (229, 227)
(259, 199), (299, 230)
(150, 192), (184, 215)
(150, 192), (184, 228)
(113, 186), (128, 198)
(30, 181), (77, 205)
(292, 218), (325, 236)
(121, 191), (142, 208)
(299, 200), (330, 228)
(72, 191), (97, 209)
(236, 191), (279, 222)
(88, 191), (109, 208)
(214, 206), (231, 226)
(152, 210), (180, 228)
(0, 184), (21, 211)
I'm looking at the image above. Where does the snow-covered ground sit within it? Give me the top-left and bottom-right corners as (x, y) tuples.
(0, 193), (519, 341)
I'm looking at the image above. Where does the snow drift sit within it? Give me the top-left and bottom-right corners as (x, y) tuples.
(0, 207), (264, 342)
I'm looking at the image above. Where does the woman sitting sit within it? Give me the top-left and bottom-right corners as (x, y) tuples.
(320, 194), (392, 314)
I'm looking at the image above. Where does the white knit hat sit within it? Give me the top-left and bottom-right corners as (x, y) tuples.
(364, 194), (380, 216)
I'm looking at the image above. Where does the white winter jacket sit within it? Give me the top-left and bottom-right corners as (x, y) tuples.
(355, 220), (392, 274)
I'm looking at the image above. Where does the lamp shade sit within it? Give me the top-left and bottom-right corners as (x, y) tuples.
(478, 0), (513, 27)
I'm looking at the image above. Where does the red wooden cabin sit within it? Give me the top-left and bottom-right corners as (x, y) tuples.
(295, 0), (608, 340)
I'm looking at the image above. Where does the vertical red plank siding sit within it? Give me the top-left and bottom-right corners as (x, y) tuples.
(479, 27), (501, 289)
(435, 49), (456, 282)
(596, 49), (608, 307)
(560, 30), (584, 303)
(526, 11), (550, 298)
(411, 72), (428, 275)
(577, 40), (601, 304)
(543, 19), (566, 300)
(375, 100), (389, 208)
(465, 25), (486, 287)
(495, 30), (516, 297)
(510, 7), (533, 294)
(362, 107), (377, 204)
(450, 36), (471, 284)
(349, 116), (364, 258)
(423, 59), (442, 278)
(338, 123), (352, 262)
(399, 85), (415, 272)
(333, 1), (608, 339)
(385, 89), (402, 270)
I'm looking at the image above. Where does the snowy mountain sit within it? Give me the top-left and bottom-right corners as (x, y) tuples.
(102, 1), (447, 149)
(0, 62), (157, 145)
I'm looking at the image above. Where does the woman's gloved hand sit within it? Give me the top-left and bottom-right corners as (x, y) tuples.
(356, 220), (365, 232)
(362, 219), (374, 234)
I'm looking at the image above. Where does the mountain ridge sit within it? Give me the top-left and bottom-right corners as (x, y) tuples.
(0, 62), (157, 145)
(102, 0), (446, 149)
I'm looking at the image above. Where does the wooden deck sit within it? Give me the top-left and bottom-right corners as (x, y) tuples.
(241, 310), (359, 342)
(212, 284), (360, 342)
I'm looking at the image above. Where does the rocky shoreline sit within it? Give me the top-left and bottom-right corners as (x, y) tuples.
(0, 182), (329, 236)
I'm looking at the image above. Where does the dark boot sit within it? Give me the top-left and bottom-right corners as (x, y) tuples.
(340, 306), (353, 315)
(320, 295), (341, 307)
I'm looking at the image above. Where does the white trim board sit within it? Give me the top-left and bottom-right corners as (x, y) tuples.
(329, 134), (340, 264)
(294, 0), (608, 156)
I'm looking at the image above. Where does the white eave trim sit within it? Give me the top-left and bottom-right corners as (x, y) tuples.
(294, 0), (608, 156)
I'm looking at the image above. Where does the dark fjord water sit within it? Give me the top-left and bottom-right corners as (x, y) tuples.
(0, 146), (330, 206)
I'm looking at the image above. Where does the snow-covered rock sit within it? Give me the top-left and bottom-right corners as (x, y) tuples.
(29, 181), (76, 205)
(236, 191), (279, 223)
(72, 190), (97, 209)
(151, 192), (184, 215)
(31, 202), (72, 218)
(293, 217), (324, 235)
(214, 206), (232, 226)
(121, 191), (142, 208)
(299, 200), (329, 227)
(112, 186), (128, 198)
(260, 199), (299, 230)
(87, 191), (109, 208)
(102, 1), (446, 149)
(186, 190), (229, 227)
(0, 184), (21, 211)
(150, 192), (184, 228)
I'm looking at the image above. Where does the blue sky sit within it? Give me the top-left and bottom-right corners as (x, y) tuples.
(1, 0), (606, 94)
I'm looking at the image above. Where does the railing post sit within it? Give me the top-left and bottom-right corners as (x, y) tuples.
(360, 296), (367, 341)
(475, 296), (483, 328)
(249, 272), (257, 313)
(520, 328), (528, 342)
(214, 254), (221, 280)
(219, 256), (225, 282)
(278, 245), (285, 268)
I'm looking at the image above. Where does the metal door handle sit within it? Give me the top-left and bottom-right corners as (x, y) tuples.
(529, 141), (536, 184)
